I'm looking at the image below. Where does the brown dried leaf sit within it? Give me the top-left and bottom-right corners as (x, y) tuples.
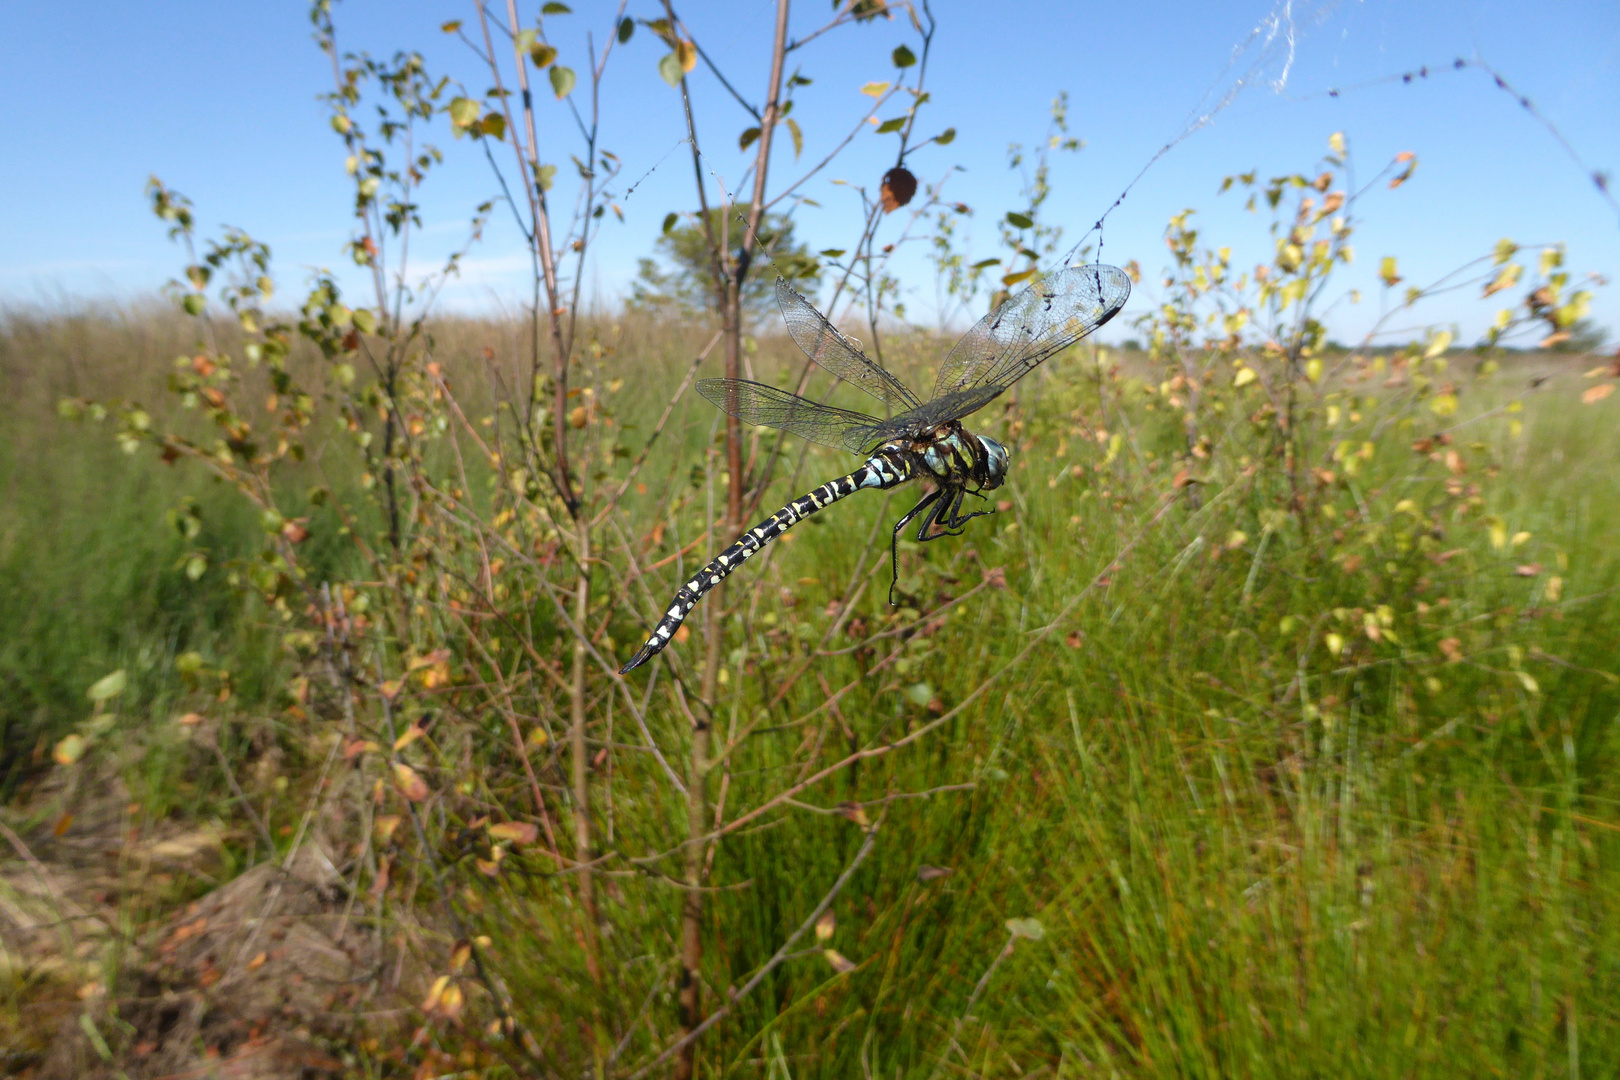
(879, 166), (917, 212)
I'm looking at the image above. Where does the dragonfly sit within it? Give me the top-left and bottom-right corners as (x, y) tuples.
(619, 263), (1130, 674)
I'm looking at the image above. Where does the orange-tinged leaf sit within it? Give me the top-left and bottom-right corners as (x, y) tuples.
(393, 725), (425, 752)
(1581, 383), (1614, 404)
(675, 39), (697, 74)
(488, 821), (539, 845)
(815, 910), (836, 941)
(53, 734), (88, 766)
(408, 648), (451, 671)
(375, 815), (402, 843)
(344, 738), (380, 760)
(393, 762), (429, 802)
(1439, 637), (1463, 662)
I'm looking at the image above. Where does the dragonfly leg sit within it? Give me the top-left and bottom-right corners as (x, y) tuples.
(888, 489), (942, 606)
(921, 487), (996, 540)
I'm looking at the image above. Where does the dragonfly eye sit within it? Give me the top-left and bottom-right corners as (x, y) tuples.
(977, 435), (1009, 485)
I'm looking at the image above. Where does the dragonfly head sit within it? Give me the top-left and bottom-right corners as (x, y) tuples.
(976, 434), (1009, 489)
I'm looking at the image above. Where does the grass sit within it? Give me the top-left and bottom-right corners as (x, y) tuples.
(2, 299), (1618, 1077)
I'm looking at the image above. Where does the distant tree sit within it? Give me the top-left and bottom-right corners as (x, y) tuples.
(628, 207), (819, 322)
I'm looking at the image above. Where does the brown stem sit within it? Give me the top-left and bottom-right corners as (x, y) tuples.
(572, 517), (603, 988)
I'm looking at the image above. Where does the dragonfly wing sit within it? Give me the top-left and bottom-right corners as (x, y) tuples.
(931, 264), (1130, 402)
(777, 278), (924, 411)
(698, 379), (886, 453)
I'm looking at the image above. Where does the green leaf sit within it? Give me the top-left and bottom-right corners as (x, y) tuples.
(662, 212), (678, 235)
(182, 294), (206, 317)
(738, 127), (761, 151)
(970, 257), (1002, 269)
(441, 20), (462, 32)
(480, 112), (507, 140)
(549, 65), (576, 99)
(1001, 268), (1037, 286)
(185, 554), (207, 581)
(352, 308), (377, 334)
(529, 43), (557, 69)
(1005, 917), (1044, 941)
(542, 2), (571, 12)
(1005, 211), (1034, 229)
(618, 17), (634, 43)
(904, 682), (934, 707)
(448, 96), (480, 132)
(658, 52), (683, 87)
(515, 28), (538, 52)
(786, 116), (803, 159)
(892, 44), (916, 68)
(87, 669), (128, 702)
(535, 163), (557, 192)
(875, 117), (905, 134)
(934, 127), (955, 146)
(819, 248), (846, 258)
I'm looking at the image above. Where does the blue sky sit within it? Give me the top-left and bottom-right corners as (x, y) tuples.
(2, 0), (1615, 345)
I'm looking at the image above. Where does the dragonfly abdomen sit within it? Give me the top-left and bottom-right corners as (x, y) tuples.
(619, 452), (915, 673)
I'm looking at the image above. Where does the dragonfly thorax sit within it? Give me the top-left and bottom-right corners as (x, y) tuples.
(891, 422), (1008, 492)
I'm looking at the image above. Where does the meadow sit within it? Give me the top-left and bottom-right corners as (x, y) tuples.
(3, 265), (1618, 1077)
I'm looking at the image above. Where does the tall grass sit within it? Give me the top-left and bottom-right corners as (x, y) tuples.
(4, 296), (1618, 1077)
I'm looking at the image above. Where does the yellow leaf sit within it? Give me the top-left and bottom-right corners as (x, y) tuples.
(1325, 633), (1344, 657)
(1328, 131), (1345, 155)
(1423, 330), (1453, 359)
(1515, 671), (1539, 694)
(1486, 516), (1507, 551)
(1429, 393), (1458, 418)
(1379, 256), (1401, 287)
(1305, 358), (1323, 383)
(450, 941), (472, 972)
(674, 39), (697, 74)
(1546, 575), (1563, 602)
(1582, 383), (1614, 404)
(1226, 530), (1249, 549)
(1233, 366), (1258, 388)
(860, 81), (891, 97)
(421, 975), (450, 1013)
